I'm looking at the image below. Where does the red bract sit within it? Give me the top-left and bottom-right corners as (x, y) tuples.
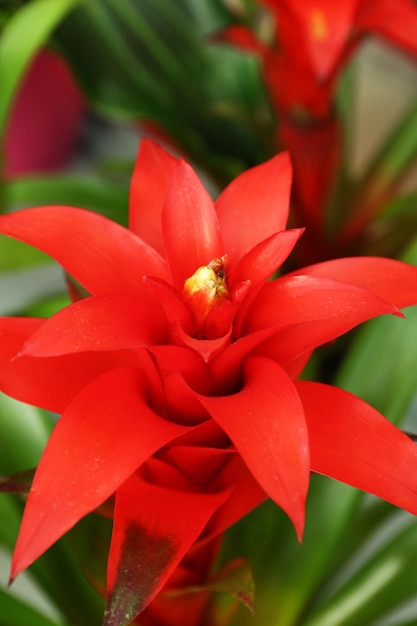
(227, 0), (417, 117)
(221, 0), (417, 248)
(2, 139), (417, 625)
(4, 49), (84, 177)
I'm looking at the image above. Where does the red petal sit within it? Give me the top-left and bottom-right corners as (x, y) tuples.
(216, 152), (292, 268)
(297, 381), (417, 515)
(214, 25), (266, 54)
(0, 317), (135, 412)
(129, 139), (178, 256)
(356, 0), (417, 58)
(244, 274), (395, 331)
(5, 50), (84, 177)
(194, 356), (310, 539)
(11, 367), (189, 579)
(230, 228), (304, 289)
(105, 473), (229, 625)
(203, 455), (266, 541)
(162, 160), (223, 290)
(289, 257), (417, 309)
(241, 275), (400, 364)
(0, 207), (167, 296)
(21, 294), (167, 357)
(282, 0), (358, 78)
(211, 328), (279, 394)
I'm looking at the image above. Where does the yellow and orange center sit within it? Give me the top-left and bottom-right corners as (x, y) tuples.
(182, 256), (230, 337)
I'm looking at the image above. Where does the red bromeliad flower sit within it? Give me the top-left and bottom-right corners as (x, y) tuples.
(221, 0), (417, 250)
(2, 140), (417, 624)
(224, 0), (417, 118)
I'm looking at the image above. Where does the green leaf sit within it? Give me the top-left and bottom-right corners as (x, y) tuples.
(0, 394), (52, 475)
(0, 264), (65, 316)
(303, 517), (417, 626)
(0, 589), (61, 626)
(0, 0), (79, 138)
(0, 493), (22, 549)
(5, 174), (129, 225)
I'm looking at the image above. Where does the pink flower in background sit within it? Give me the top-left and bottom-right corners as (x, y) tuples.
(4, 49), (84, 177)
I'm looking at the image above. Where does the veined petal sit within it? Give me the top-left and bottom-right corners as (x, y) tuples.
(11, 367), (189, 580)
(129, 139), (178, 255)
(0, 317), (135, 412)
(215, 152), (292, 268)
(194, 356), (310, 540)
(105, 473), (229, 626)
(230, 228), (304, 289)
(288, 257), (417, 309)
(0, 207), (167, 296)
(162, 160), (223, 290)
(21, 294), (167, 357)
(297, 381), (417, 515)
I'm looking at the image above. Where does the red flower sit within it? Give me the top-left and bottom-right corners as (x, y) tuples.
(221, 0), (417, 248)
(4, 49), (84, 177)
(2, 140), (417, 625)
(225, 0), (417, 117)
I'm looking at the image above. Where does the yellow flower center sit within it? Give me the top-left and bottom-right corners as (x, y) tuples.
(183, 256), (230, 337)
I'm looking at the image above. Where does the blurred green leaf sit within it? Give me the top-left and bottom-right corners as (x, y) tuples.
(0, 394), (52, 475)
(0, 264), (65, 316)
(5, 174), (129, 225)
(0, 589), (61, 626)
(0, 236), (51, 271)
(0, 493), (21, 549)
(0, 0), (79, 139)
(303, 518), (417, 626)
(56, 0), (272, 184)
(336, 237), (417, 426)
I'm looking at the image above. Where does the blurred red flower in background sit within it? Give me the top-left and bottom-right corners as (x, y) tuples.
(4, 49), (84, 177)
(221, 0), (417, 252)
(1, 140), (417, 624)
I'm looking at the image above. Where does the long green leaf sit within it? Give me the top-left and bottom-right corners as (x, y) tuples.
(0, 394), (52, 475)
(5, 174), (129, 225)
(0, 0), (79, 137)
(0, 589), (61, 626)
(303, 518), (417, 626)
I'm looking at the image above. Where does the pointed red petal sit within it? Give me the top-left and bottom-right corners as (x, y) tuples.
(242, 275), (400, 364)
(0, 207), (167, 296)
(194, 356), (310, 539)
(243, 275), (398, 346)
(297, 381), (417, 515)
(22, 294), (167, 357)
(104, 473), (229, 625)
(289, 257), (417, 309)
(230, 228), (304, 289)
(11, 367), (188, 579)
(162, 160), (223, 290)
(0, 317), (135, 412)
(216, 152), (292, 267)
(129, 139), (178, 256)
